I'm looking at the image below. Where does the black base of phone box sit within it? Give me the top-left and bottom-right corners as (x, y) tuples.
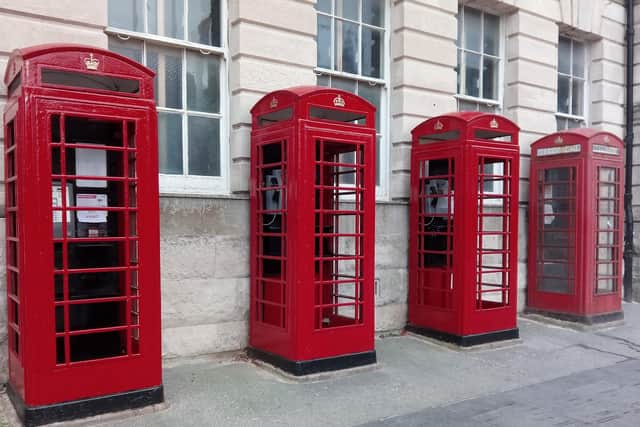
(7, 383), (164, 427)
(406, 324), (520, 347)
(247, 347), (377, 376)
(524, 307), (624, 325)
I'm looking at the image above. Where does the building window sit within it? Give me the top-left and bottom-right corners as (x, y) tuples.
(315, 0), (388, 198)
(456, 6), (501, 113)
(107, 0), (227, 195)
(556, 36), (587, 130)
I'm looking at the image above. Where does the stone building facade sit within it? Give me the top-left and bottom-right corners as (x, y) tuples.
(0, 0), (635, 381)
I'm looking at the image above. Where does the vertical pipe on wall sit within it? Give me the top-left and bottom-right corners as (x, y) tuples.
(623, 0), (635, 301)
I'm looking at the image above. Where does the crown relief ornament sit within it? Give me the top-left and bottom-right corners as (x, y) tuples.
(83, 53), (99, 71)
(333, 94), (346, 107)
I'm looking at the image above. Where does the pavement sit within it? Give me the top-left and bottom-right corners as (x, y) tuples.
(3, 303), (640, 426)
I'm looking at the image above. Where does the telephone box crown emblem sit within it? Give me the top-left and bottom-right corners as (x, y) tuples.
(333, 94), (346, 108)
(604, 135), (610, 143)
(434, 120), (444, 130)
(554, 136), (564, 145)
(489, 118), (499, 129)
(269, 97), (278, 108)
(84, 53), (99, 71)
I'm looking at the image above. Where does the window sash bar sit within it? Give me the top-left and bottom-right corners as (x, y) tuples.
(105, 27), (226, 56)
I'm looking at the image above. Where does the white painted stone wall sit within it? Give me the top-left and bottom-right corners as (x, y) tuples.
(0, 0), (634, 378)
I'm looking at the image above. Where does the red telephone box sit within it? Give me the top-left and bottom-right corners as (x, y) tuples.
(248, 87), (376, 375)
(527, 129), (624, 324)
(407, 113), (520, 346)
(3, 44), (162, 425)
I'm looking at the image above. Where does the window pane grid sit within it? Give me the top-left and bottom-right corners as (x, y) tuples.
(109, 0), (221, 47)
(457, 6), (501, 104)
(557, 37), (586, 130)
(316, 0), (385, 79)
(109, 0), (224, 180)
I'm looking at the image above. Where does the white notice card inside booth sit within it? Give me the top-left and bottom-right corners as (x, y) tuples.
(76, 148), (107, 188)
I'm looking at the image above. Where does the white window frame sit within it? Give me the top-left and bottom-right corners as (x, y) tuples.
(455, 6), (504, 113)
(106, 0), (229, 196)
(456, 7), (505, 197)
(314, 0), (390, 200)
(556, 36), (589, 131)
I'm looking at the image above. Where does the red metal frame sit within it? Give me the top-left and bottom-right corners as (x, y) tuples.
(527, 129), (624, 322)
(3, 44), (161, 408)
(249, 87), (376, 370)
(408, 113), (520, 344)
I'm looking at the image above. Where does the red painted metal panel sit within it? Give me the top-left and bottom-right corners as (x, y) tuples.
(249, 87), (376, 364)
(409, 113), (520, 341)
(3, 45), (160, 407)
(528, 130), (624, 320)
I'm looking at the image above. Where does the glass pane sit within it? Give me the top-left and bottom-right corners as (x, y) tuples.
(70, 331), (126, 362)
(458, 99), (478, 111)
(108, 0), (144, 32)
(599, 200), (617, 214)
(317, 74), (330, 87)
(572, 41), (585, 78)
(188, 116), (220, 176)
(363, 0), (384, 26)
(335, 19), (359, 74)
(571, 78), (584, 116)
(598, 231), (615, 245)
(188, 0), (221, 46)
(464, 52), (480, 97)
(599, 167), (616, 182)
(558, 37), (571, 74)
(479, 103), (498, 113)
(361, 27), (383, 78)
(187, 52), (220, 113)
(556, 117), (567, 131)
(599, 184), (616, 200)
(463, 7), (482, 52)
(316, 0), (331, 13)
(483, 13), (500, 56)
(557, 75), (570, 114)
(148, 0), (184, 39)
(317, 15), (332, 69)
(544, 167), (571, 183)
(597, 279), (614, 293)
(331, 76), (357, 93)
(358, 83), (381, 132)
(108, 37), (143, 63)
(567, 119), (582, 129)
(482, 57), (498, 100)
(147, 45), (183, 109)
(336, 0), (359, 20)
(158, 112), (183, 174)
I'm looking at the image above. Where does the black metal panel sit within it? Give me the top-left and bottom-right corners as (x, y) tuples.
(247, 347), (377, 376)
(7, 383), (164, 427)
(406, 324), (520, 347)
